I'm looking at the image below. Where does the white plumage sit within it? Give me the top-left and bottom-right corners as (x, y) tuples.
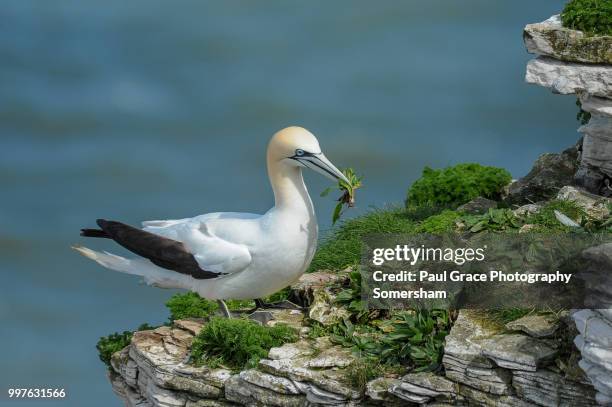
(74, 126), (349, 307)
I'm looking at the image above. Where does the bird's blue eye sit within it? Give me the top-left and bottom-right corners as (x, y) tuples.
(295, 149), (305, 156)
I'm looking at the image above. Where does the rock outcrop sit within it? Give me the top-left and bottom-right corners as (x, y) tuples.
(504, 143), (579, 205)
(523, 15), (612, 65)
(572, 242), (612, 405)
(523, 15), (612, 197)
(107, 273), (603, 407)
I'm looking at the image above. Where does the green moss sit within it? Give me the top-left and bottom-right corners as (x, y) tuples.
(166, 292), (218, 321)
(561, 0), (612, 36)
(191, 317), (298, 369)
(309, 207), (418, 272)
(406, 163), (511, 208)
(415, 210), (463, 233)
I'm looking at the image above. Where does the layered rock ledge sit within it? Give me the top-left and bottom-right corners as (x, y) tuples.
(108, 281), (600, 406)
(523, 15), (612, 406)
(524, 15), (612, 196)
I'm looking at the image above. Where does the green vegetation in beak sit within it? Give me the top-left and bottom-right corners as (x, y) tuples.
(321, 167), (363, 224)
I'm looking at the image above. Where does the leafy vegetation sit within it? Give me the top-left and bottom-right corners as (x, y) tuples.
(576, 99), (592, 125)
(327, 309), (451, 373)
(166, 292), (218, 321)
(525, 200), (586, 231)
(190, 317), (297, 369)
(406, 163), (511, 208)
(96, 324), (156, 367)
(462, 208), (521, 232)
(334, 268), (370, 323)
(321, 167), (363, 224)
(561, 0), (612, 36)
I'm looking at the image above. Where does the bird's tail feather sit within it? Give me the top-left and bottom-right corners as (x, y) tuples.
(72, 245), (190, 289)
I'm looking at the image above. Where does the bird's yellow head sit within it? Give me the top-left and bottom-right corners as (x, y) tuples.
(267, 126), (349, 183)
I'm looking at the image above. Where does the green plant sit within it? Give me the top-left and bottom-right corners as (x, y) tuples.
(415, 210), (463, 233)
(378, 310), (451, 371)
(166, 292), (218, 321)
(406, 163), (511, 208)
(96, 323), (155, 367)
(97, 331), (132, 367)
(346, 357), (387, 391)
(328, 309), (451, 372)
(190, 317), (298, 369)
(462, 208), (521, 233)
(561, 0), (612, 36)
(334, 268), (370, 323)
(527, 200), (587, 231)
(308, 207), (417, 272)
(576, 99), (592, 125)
(321, 168), (363, 224)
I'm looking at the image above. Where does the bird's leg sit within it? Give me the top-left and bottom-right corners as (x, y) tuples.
(254, 298), (302, 310)
(217, 300), (232, 319)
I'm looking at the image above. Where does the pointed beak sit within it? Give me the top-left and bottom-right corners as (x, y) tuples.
(296, 153), (350, 184)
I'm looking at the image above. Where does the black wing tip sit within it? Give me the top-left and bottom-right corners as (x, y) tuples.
(80, 228), (110, 238)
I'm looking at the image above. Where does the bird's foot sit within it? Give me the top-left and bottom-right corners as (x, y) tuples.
(254, 299), (303, 310)
(248, 310), (275, 325)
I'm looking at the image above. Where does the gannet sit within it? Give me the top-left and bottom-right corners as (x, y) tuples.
(73, 126), (349, 318)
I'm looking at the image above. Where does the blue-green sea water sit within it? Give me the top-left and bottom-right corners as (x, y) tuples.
(1, 1), (576, 405)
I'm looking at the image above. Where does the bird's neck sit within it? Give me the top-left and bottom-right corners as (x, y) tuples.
(268, 160), (314, 216)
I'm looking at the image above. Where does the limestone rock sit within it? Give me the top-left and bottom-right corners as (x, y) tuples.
(308, 289), (350, 326)
(443, 311), (514, 395)
(289, 271), (349, 307)
(513, 369), (597, 407)
(224, 374), (304, 407)
(513, 203), (541, 217)
(526, 56), (612, 98)
(365, 377), (403, 405)
(457, 197), (497, 214)
(505, 144), (579, 205)
(523, 15), (612, 65)
(258, 337), (360, 402)
(455, 383), (532, 407)
(480, 334), (558, 371)
(109, 321), (235, 407)
(579, 359), (612, 400)
(389, 373), (457, 404)
(505, 314), (560, 338)
(556, 186), (611, 220)
(578, 116), (612, 181)
(580, 93), (612, 118)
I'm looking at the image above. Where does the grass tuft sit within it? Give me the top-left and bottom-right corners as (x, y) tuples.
(166, 292), (218, 321)
(309, 207), (419, 272)
(191, 317), (298, 369)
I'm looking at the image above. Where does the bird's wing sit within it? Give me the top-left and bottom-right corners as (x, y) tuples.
(147, 215), (256, 276)
(95, 219), (251, 279)
(142, 212), (260, 228)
